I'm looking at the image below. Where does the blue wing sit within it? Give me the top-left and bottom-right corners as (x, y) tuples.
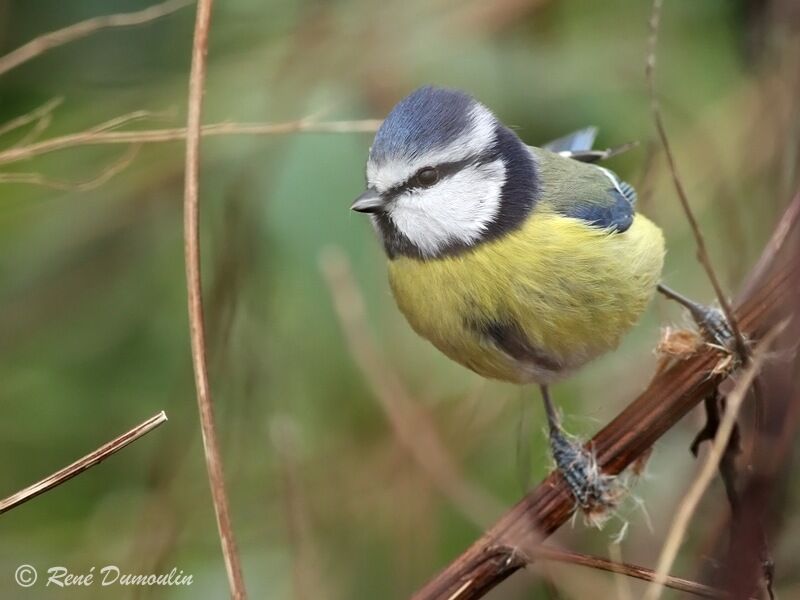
(541, 127), (638, 164)
(542, 127), (598, 154)
(561, 166), (637, 233)
(538, 129), (639, 233)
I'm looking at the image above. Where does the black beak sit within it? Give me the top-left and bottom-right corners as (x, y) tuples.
(350, 188), (383, 214)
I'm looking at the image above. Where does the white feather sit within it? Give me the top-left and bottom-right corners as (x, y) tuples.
(366, 104), (506, 256)
(366, 105), (497, 194)
(387, 159), (506, 257)
(597, 166), (624, 195)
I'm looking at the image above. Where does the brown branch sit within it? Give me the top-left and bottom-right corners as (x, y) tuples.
(0, 118), (382, 166)
(0, 0), (193, 78)
(0, 411), (168, 515)
(645, 0), (748, 360)
(321, 251), (733, 596)
(608, 543), (635, 600)
(183, 0), (246, 598)
(644, 327), (783, 600)
(410, 192), (800, 600)
(321, 245), (743, 597)
(321, 249), (753, 598)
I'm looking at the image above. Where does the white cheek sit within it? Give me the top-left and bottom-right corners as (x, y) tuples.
(388, 159), (506, 256)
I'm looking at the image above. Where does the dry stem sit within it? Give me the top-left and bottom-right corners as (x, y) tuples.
(532, 545), (735, 599)
(0, 118), (381, 167)
(183, 0), (246, 597)
(643, 327), (784, 600)
(0, 0), (193, 77)
(0, 412), (168, 515)
(0, 144), (141, 190)
(0, 98), (63, 140)
(646, 0), (748, 359)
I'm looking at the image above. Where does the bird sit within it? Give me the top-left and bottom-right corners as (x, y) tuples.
(350, 86), (723, 516)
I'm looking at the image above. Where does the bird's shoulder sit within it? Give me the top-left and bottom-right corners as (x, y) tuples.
(528, 145), (636, 233)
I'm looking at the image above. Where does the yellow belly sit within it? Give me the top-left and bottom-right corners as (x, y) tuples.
(387, 210), (665, 384)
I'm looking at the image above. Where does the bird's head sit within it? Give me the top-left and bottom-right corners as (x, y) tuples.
(352, 86), (536, 259)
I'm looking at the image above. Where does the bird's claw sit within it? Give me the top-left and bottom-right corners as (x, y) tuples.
(549, 427), (623, 527)
(690, 304), (737, 353)
(656, 284), (744, 358)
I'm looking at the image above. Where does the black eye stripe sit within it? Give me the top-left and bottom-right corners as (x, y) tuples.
(384, 149), (498, 201)
(370, 123), (537, 260)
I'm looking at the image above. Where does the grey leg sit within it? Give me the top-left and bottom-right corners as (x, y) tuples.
(540, 385), (618, 515)
(657, 283), (737, 351)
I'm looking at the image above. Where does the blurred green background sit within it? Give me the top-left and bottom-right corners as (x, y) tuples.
(0, 0), (798, 598)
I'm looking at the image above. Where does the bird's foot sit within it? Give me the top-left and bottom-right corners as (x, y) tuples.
(691, 304), (737, 353)
(549, 426), (624, 528)
(657, 284), (744, 357)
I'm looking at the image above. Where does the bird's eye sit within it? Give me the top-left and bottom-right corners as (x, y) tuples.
(415, 167), (439, 187)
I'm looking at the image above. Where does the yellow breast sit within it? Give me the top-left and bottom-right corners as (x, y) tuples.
(387, 209), (665, 384)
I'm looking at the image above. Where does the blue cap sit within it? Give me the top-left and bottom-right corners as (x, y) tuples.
(370, 86), (477, 164)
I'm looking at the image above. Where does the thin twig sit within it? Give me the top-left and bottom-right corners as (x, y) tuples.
(14, 112), (54, 149)
(0, 98), (63, 139)
(648, 5), (779, 594)
(646, 0), (748, 360)
(1, 98), (65, 150)
(183, 0), (246, 598)
(0, 118), (382, 166)
(0, 144), (140, 190)
(531, 545), (733, 599)
(88, 109), (174, 134)
(608, 544), (634, 600)
(0, 0), (193, 77)
(0, 412), (168, 515)
(642, 326), (784, 600)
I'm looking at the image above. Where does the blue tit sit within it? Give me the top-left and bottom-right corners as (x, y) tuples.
(351, 86), (666, 512)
